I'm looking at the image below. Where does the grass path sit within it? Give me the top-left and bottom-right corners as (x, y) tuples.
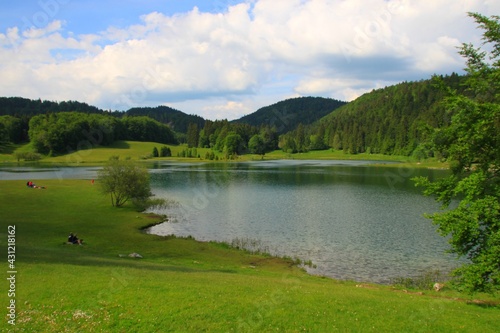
(0, 179), (498, 332)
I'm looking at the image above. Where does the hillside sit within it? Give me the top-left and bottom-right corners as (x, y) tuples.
(125, 105), (205, 134)
(0, 98), (205, 135)
(0, 96), (104, 116)
(279, 73), (465, 156)
(233, 96), (347, 134)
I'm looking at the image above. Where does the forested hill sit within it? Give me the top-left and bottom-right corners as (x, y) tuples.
(0, 97), (103, 116)
(233, 97), (347, 134)
(279, 73), (465, 156)
(125, 106), (205, 134)
(0, 97), (204, 135)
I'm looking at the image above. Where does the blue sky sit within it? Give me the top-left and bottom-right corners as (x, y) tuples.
(1, 0), (499, 120)
(1, 1), (220, 35)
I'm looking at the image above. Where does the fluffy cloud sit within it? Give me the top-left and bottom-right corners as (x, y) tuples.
(0, 0), (499, 118)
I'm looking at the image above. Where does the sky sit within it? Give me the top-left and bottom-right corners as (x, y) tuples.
(0, 0), (499, 120)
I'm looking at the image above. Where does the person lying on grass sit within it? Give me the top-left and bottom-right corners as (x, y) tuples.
(26, 181), (46, 189)
(67, 232), (83, 245)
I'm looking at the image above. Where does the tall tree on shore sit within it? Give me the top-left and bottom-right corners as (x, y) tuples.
(414, 13), (500, 293)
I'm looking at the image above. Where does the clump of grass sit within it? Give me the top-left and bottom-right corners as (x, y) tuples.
(133, 197), (180, 212)
(230, 237), (271, 255)
(285, 257), (316, 269)
(303, 259), (317, 269)
(228, 239), (318, 269)
(391, 270), (450, 290)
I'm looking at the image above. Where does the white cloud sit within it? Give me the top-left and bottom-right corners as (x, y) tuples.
(202, 101), (251, 120)
(0, 0), (499, 118)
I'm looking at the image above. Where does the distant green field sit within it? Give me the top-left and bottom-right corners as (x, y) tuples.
(1, 141), (217, 164)
(0, 179), (497, 332)
(1, 140), (448, 168)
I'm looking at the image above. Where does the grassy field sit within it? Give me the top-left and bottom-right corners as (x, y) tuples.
(0, 179), (498, 332)
(1, 141), (449, 169)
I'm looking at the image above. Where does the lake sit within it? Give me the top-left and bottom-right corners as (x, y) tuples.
(146, 160), (461, 284)
(0, 160), (461, 283)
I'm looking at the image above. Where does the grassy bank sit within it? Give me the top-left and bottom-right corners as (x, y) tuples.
(0, 179), (498, 332)
(1, 141), (447, 169)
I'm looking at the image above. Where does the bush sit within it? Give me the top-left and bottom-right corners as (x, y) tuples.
(15, 152), (42, 162)
(160, 146), (172, 157)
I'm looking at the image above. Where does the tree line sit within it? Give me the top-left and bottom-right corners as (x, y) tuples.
(186, 119), (279, 158)
(28, 112), (176, 155)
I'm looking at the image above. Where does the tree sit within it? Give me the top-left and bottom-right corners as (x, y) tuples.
(98, 158), (151, 207)
(152, 147), (159, 157)
(248, 134), (266, 155)
(224, 132), (243, 157)
(187, 123), (199, 148)
(160, 146), (172, 157)
(414, 13), (500, 293)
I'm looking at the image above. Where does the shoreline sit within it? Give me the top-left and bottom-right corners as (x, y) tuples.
(1, 178), (498, 331)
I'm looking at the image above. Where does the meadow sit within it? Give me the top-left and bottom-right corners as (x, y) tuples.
(1, 140), (448, 169)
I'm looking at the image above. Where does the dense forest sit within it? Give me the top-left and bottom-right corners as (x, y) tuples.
(28, 113), (176, 155)
(0, 97), (203, 142)
(126, 106), (205, 134)
(279, 73), (465, 157)
(0, 97), (105, 143)
(192, 120), (278, 157)
(234, 97), (347, 134)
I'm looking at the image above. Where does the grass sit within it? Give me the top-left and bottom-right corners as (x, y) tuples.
(1, 141), (449, 170)
(0, 179), (498, 332)
(264, 149), (409, 161)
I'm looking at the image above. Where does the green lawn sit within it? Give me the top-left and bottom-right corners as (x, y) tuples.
(0, 179), (498, 332)
(1, 141), (448, 169)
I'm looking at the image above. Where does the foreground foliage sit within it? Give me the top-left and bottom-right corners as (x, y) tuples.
(415, 13), (500, 293)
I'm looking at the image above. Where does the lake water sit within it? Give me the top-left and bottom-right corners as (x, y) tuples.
(146, 160), (461, 284)
(0, 161), (461, 283)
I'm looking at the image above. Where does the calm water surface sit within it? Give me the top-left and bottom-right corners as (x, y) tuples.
(147, 160), (461, 284)
(0, 161), (460, 283)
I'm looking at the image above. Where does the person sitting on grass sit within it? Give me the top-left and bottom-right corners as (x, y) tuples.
(68, 233), (83, 245)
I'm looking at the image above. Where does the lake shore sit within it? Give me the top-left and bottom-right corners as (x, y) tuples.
(1, 140), (449, 170)
(1, 176), (497, 331)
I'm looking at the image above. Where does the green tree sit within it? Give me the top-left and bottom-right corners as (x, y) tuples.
(414, 13), (500, 293)
(160, 146), (172, 157)
(224, 132), (243, 156)
(98, 158), (151, 207)
(248, 134), (266, 155)
(187, 123), (199, 148)
(152, 147), (159, 157)
(295, 123), (306, 152)
(0, 122), (8, 147)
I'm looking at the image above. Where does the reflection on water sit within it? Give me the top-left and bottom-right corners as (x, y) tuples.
(148, 160), (460, 284)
